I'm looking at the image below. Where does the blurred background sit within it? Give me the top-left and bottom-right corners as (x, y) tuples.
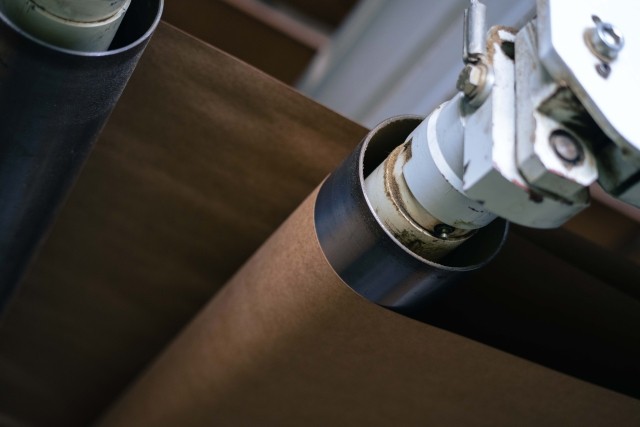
(166, 0), (535, 126)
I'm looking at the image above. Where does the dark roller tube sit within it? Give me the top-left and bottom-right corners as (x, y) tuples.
(0, 0), (163, 310)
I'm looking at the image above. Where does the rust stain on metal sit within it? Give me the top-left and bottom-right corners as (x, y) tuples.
(376, 142), (472, 261)
(486, 26), (517, 63)
(397, 230), (439, 259)
(384, 146), (408, 218)
(404, 138), (413, 162)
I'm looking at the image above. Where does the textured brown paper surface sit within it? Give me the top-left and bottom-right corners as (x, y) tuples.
(0, 19), (638, 427)
(98, 190), (640, 426)
(0, 23), (365, 426)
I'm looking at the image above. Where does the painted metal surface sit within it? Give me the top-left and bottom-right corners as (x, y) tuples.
(538, 0), (638, 157)
(538, 0), (640, 206)
(463, 27), (590, 228)
(402, 97), (496, 229)
(515, 22), (598, 198)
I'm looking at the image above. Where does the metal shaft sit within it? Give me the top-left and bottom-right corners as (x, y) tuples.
(31, 0), (129, 21)
(0, 0), (131, 51)
(463, 0), (487, 63)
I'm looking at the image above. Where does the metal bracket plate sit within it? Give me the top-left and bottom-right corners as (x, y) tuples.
(537, 0), (639, 155)
(463, 26), (590, 228)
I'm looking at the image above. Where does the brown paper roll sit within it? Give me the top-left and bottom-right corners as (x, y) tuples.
(97, 190), (640, 427)
(0, 22), (366, 426)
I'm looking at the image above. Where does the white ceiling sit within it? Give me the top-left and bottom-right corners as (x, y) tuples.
(298, 0), (535, 128)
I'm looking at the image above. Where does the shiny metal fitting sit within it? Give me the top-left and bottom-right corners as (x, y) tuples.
(587, 15), (625, 62)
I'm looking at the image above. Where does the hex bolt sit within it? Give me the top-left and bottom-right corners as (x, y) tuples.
(457, 64), (481, 97)
(550, 130), (584, 165)
(588, 15), (625, 61)
(456, 63), (493, 106)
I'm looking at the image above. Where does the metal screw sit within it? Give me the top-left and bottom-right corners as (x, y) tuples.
(595, 62), (611, 78)
(550, 130), (584, 165)
(588, 15), (625, 61)
(434, 224), (455, 240)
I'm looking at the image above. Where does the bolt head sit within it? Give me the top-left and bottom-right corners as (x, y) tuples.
(550, 130), (584, 165)
(456, 64), (486, 97)
(457, 65), (476, 96)
(468, 65), (484, 85)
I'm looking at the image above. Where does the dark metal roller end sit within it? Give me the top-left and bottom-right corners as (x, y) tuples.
(315, 116), (508, 314)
